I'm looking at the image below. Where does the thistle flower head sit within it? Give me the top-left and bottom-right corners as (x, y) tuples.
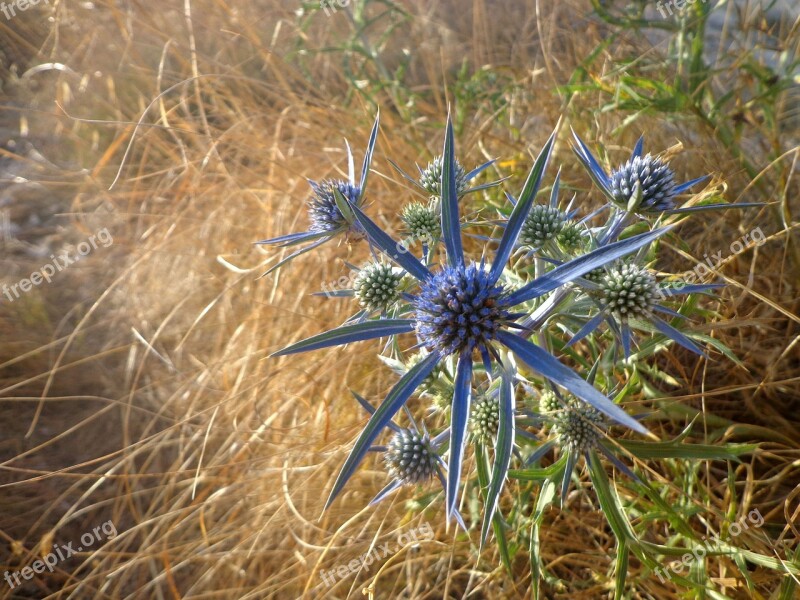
(414, 263), (512, 356)
(308, 179), (362, 234)
(520, 205), (567, 248)
(609, 154), (676, 213)
(401, 201), (440, 241)
(354, 263), (403, 311)
(470, 394), (500, 443)
(384, 428), (438, 485)
(557, 221), (583, 251)
(419, 156), (468, 197)
(600, 264), (658, 319)
(553, 404), (604, 452)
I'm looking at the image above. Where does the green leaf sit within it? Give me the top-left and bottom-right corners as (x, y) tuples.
(480, 369), (515, 547)
(616, 439), (756, 462)
(509, 454), (568, 481)
(614, 538), (628, 600)
(587, 451), (636, 542)
(332, 186), (357, 227)
(778, 546), (799, 600)
(530, 480), (556, 600)
(475, 444), (513, 571)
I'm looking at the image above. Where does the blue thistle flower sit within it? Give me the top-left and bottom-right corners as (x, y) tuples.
(520, 205), (567, 248)
(401, 201), (440, 242)
(255, 113), (380, 275)
(414, 263), (512, 356)
(608, 154), (677, 213)
(556, 221), (584, 251)
(600, 263), (658, 320)
(553, 403), (604, 453)
(307, 180), (363, 234)
(350, 391), (468, 528)
(538, 389), (562, 414)
(497, 169), (581, 258)
(525, 387), (644, 502)
(470, 393), (500, 443)
(419, 156), (468, 197)
(272, 116), (671, 534)
(571, 130), (759, 215)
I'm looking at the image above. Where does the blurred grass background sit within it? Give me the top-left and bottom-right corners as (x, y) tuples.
(0, 0), (798, 598)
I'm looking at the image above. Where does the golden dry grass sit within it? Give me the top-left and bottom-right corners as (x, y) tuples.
(0, 1), (798, 598)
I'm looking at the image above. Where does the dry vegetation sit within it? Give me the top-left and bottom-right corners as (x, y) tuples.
(0, 1), (798, 598)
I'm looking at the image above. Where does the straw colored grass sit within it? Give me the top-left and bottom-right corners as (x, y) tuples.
(0, 1), (797, 598)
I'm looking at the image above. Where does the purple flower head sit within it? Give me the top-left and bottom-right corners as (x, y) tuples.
(414, 263), (512, 357)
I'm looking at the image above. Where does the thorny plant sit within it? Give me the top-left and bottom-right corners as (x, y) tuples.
(259, 112), (797, 595)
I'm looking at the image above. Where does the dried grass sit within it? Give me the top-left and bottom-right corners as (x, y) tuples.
(0, 1), (797, 598)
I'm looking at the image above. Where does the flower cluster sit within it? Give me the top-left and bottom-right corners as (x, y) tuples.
(261, 112), (750, 546)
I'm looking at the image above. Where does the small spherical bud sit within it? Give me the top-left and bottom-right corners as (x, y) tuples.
(553, 405), (604, 452)
(385, 429), (438, 484)
(609, 154), (677, 213)
(600, 264), (658, 319)
(419, 156), (468, 198)
(557, 222), (583, 251)
(520, 205), (567, 248)
(470, 394), (500, 443)
(538, 390), (562, 414)
(401, 202), (440, 242)
(354, 263), (403, 311)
